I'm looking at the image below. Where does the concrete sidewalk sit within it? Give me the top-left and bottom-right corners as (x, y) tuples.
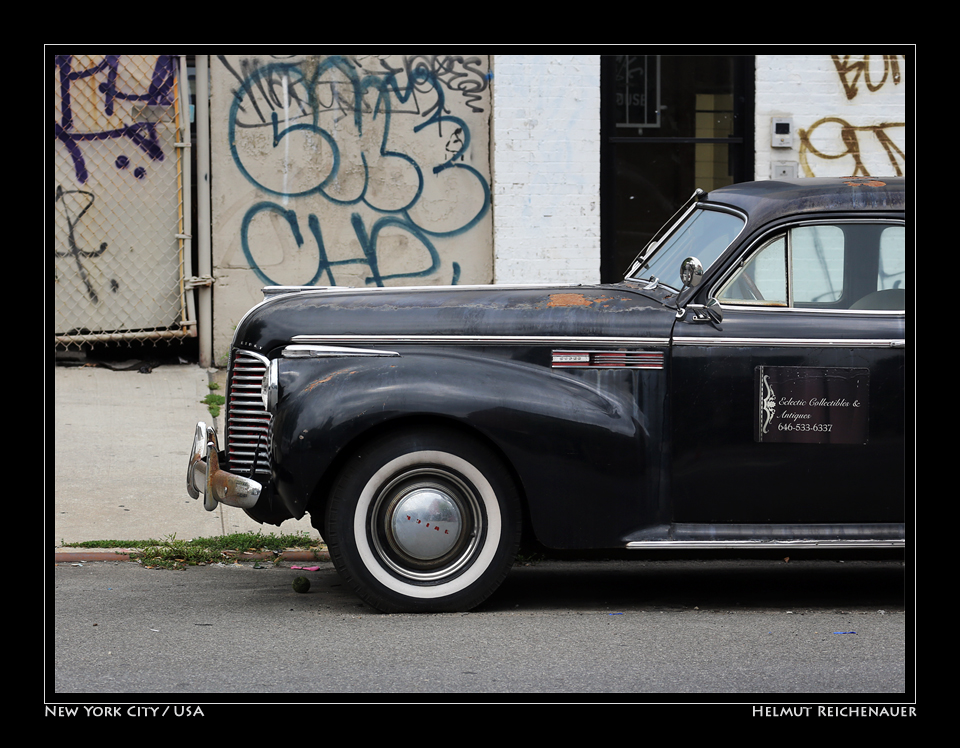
(53, 363), (321, 559)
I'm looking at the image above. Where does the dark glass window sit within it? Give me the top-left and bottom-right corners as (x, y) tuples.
(601, 55), (754, 282)
(717, 223), (906, 311)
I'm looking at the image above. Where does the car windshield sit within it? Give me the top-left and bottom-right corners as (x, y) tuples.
(627, 203), (745, 291)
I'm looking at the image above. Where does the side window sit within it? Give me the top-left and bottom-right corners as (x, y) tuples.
(879, 226), (905, 291)
(792, 226), (844, 304)
(717, 236), (787, 305)
(717, 222), (905, 311)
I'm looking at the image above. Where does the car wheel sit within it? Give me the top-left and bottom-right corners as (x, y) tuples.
(325, 428), (522, 613)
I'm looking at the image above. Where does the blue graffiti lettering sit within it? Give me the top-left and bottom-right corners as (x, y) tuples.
(228, 56), (490, 287)
(241, 201), (458, 287)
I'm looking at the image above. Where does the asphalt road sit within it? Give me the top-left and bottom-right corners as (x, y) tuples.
(52, 556), (909, 699)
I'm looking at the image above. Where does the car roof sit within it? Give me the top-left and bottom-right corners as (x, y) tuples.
(703, 177), (905, 225)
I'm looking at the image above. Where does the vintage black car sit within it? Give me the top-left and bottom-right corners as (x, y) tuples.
(187, 176), (906, 613)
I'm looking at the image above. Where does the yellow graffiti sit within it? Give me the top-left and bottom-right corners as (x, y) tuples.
(797, 117), (905, 177)
(830, 55), (903, 100)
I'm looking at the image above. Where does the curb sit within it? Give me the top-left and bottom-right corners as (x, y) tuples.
(54, 549), (331, 564)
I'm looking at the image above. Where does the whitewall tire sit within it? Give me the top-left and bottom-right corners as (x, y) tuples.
(325, 429), (522, 613)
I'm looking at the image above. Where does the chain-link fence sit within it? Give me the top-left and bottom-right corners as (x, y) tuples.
(54, 55), (193, 348)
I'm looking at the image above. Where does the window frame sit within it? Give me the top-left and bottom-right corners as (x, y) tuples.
(710, 218), (906, 314)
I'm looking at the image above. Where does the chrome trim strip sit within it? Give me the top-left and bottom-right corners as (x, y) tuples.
(552, 350), (665, 369)
(263, 282), (561, 298)
(293, 334), (671, 347)
(282, 344), (400, 358)
(673, 337), (905, 348)
(291, 334), (904, 348)
(719, 303), (906, 315)
(626, 539), (904, 549)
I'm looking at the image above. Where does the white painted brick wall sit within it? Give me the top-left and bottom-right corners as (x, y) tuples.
(755, 54), (906, 180)
(492, 55), (601, 285)
(490, 54), (906, 285)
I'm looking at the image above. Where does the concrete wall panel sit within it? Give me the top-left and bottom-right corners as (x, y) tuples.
(209, 54), (493, 362)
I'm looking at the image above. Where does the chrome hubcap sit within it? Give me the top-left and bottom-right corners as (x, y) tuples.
(371, 469), (483, 581)
(390, 486), (464, 560)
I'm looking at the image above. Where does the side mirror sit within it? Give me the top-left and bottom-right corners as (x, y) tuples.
(680, 257), (703, 289)
(676, 256), (722, 323)
(676, 257), (703, 311)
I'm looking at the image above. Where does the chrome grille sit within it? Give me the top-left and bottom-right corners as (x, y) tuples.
(226, 349), (272, 478)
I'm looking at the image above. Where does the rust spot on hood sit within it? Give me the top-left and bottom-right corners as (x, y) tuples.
(547, 293), (607, 308)
(843, 178), (886, 187)
(305, 370), (356, 393)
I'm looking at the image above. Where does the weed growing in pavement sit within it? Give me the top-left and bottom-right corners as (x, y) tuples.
(62, 531), (325, 570)
(202, 384), (226, 418)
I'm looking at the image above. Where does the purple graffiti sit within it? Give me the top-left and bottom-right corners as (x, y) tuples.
(55, 55), (176, 183)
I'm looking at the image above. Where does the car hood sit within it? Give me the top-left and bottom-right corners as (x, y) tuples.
(235, 283), (675, 354)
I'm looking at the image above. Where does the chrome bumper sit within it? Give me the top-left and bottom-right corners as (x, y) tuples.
(187, 422), (262, 512)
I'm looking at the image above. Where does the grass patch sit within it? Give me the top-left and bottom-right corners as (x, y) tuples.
(62, 531), (325, 570)
(65, 539), (153, 549)
(202, 386), (226, 418)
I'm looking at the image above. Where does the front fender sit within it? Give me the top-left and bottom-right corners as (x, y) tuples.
(269, 346), (664, 548)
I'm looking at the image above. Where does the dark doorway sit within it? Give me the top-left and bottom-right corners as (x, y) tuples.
(600, 55), (755, 283)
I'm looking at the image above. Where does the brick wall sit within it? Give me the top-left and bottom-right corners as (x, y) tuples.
(492, 55), (601, 285)
(755, 54), (906, 180)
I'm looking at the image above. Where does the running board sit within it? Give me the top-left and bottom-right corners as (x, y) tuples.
(626, 539), (904, 550)
(623, 523), (904, 550)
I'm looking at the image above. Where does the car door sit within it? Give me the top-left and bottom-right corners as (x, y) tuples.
(668, 217), (906, 526)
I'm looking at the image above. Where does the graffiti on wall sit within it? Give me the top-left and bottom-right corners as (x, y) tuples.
(830, 55), (902, 100)
(53, 55), (185, 340)
(55, 55), (176, 185)
(220, 55), (492, 288)
(55, 185), (109, 304)
(797, 55), (905, 177)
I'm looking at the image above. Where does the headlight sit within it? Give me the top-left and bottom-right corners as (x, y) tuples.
(261, 359), (279, 412)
